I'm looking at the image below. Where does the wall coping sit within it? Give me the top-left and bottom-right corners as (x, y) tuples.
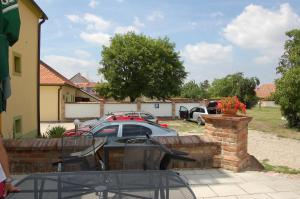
(3, 136), (218, 151)
(203, 115), (252, 123)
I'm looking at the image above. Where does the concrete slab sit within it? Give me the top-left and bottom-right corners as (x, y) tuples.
(191, 185), (217, 198)
(267, 192), (300, 199)
(261, 180), (300, 192)
(184, 174), (217, 185)
(237, 194), (273, 199)
(209, 184), (247, 197)
(238, 182), (275, 194)
(207, 196), (238, 199)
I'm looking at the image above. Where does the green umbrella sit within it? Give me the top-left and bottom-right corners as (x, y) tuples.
(0, 0), (21, 113)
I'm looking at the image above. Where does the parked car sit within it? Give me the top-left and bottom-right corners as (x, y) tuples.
(179, 101), (220, 125)
(65, 120), (177, 138)
(110, 111), (158, 123)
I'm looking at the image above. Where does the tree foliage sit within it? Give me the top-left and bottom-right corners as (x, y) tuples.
(181, 80), (210, 99)
(209, 73), (260, 108)
(277, 29), (300, 75)
(99, 32), (187, 102)
(96, 82), (112, 99)
(274, 67), (300, 129)
(275, 29), (300, 129)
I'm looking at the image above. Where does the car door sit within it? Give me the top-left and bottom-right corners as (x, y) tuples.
(189, 107), (200, 119)
(179, 106), (189, 119)
(122, 124), (152, 137)
(94, 125), (119, 138)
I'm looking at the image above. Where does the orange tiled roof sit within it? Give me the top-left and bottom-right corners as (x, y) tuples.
(255, 83), (276, 99)
(40, 61), (77, 87)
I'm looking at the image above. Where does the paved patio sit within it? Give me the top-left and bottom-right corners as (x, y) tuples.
(178, 169), (300, 199)
(13, 169), (300, 198)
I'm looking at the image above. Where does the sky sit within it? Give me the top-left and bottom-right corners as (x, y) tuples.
(35, 0), (300, 84)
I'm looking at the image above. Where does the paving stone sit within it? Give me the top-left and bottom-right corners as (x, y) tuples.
(261, 180), (300, 192)
(191, 185), (217, 198)
(207, 196), (238, 199)
(209, 184), (247, 196)
(184, 174), (217, 185)
(235, 172), (274, 182)
(238, 182), (275, 194)
(212, 173), (244, 184)
(267, 192), (300, 199)
(237, 194), (272, 199)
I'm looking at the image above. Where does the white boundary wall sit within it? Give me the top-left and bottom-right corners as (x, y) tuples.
(65, 103), (100, 118)
(141, 103), (172, 117)
(64, 101), (206, 119)
(260, 101), (279, 108)
(104, 103), (137, 114)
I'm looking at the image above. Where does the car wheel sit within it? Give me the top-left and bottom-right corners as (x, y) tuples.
(197, 117), (205, 126)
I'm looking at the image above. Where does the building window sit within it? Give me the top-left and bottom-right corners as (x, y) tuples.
(13, 53), (22, 75)
(13, 116), (22, 138)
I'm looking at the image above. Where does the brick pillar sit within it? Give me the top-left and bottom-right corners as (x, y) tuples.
(171, 101), (176, 119)
(100, 99), (105, 117)
(202, 115), (252, 172)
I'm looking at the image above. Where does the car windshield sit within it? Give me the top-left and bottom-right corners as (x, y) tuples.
(207, 102), (217, 108)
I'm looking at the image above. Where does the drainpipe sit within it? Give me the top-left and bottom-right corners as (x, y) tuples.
(58, 86), (62, 121)
(37, 17), (46, 137)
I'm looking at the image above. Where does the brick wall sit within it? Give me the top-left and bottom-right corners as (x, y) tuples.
(4, 115), (263, 173)
(4, 136), (221, 173)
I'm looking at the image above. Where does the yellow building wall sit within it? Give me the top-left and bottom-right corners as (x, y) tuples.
(1, 0), (41, 138)
(40, 86), (60, 122)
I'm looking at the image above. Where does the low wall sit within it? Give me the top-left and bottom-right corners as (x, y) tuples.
(4, 136), (221, 174)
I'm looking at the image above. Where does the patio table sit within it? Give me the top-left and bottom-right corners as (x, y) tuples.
(7, 170), (196, 199)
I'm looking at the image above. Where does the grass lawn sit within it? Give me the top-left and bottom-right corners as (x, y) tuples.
(247, 106), (300, 140)
(162, 120), (203, 135)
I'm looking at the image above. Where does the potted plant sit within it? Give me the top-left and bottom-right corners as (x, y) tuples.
(217, 96), (246, 116)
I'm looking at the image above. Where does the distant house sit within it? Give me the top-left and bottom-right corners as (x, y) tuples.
(70, 73), (98, 97)
(0, 0), (47, 138)
(40, 62), (99, 122)
(255, 83), (276, 99)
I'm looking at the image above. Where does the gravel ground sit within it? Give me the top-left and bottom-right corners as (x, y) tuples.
(248, 130), (300, 169)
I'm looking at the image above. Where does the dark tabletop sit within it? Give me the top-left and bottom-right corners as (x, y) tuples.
(7, 170), (196, 199)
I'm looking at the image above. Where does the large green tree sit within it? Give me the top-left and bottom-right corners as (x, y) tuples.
(181, 80), (210, 99)
(274, 29), (300, 129)
(99, 32), (187, 102)
(209, 73), (259, 108)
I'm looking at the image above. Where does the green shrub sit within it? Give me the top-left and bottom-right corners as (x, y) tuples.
(274, 66), (300, 129)
(45, 126), (66, 138)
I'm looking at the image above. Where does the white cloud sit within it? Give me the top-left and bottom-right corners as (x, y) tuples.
(80, 32), (111, 46)
(43, 55), (99, 80)
(66, 14), (81, 23)
(114, 26), (139, 34)
(223, 3), (300, 66)
(224, 3), (300, 50)
(133, 17), (145, 28)
(74, 50), (91, 59)
(89, 0), (99, 8)
(66, 13), (111, 32)
(147, 11), (164, 22)
(83, 13), (111, 31)
(182, 42), (233, 65)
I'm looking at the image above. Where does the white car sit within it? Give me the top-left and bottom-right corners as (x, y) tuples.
(179, 106), (208, 125)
